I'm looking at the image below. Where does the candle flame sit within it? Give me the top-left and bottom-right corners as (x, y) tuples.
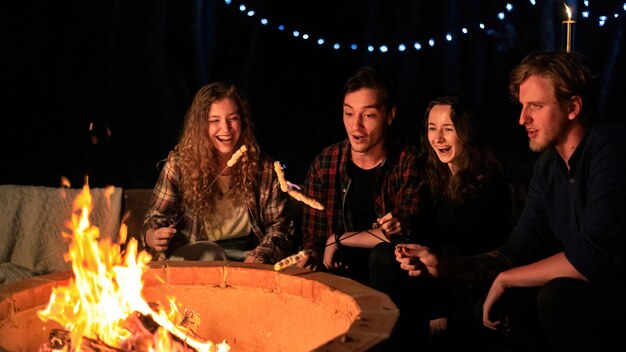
(564, 3), (572, 20)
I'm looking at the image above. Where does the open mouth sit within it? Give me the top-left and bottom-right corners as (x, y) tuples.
(436, 145), (452, 153)
(216, 135), (233, 142)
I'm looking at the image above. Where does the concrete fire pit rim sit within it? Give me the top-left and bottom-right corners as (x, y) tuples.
(0, 261), (399, 351)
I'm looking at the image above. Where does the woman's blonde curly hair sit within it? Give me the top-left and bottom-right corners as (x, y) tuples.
(168, 82), (261, 222)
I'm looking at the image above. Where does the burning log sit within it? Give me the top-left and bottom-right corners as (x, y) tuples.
(121, 312), (155, 351)
(43, 308), (209, 352)
(124, 308), (210, 351)
(36, 184), (231, 352)
(48, 329), (71, 350)
(46, 328), (125, 352)
(180, 309), (201, 336)
(136, 301), (164, 333)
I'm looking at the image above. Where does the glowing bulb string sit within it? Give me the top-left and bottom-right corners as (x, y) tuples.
(223, 0), (624, 54)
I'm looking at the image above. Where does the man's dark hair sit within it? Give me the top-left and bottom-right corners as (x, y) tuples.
(343, 66), (397, 113)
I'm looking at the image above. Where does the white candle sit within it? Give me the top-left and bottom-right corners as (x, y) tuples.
(563, 4), (576, 53)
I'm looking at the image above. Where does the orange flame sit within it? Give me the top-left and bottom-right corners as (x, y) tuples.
(37, 182), (230, 351)
(564, 3), (572, 20)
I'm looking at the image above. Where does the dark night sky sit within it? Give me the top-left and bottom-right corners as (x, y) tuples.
(2, 0), (624, 190)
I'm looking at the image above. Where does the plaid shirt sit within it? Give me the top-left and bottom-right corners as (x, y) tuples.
(141, 153), (295, 263)
(301, 139), (422, 258)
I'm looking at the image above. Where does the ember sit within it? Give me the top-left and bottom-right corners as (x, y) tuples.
(36, 182), (229, 351)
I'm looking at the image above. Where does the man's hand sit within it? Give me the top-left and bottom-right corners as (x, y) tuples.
(323, 244), (348, 272)
(482, 272), (508, 331)
(296, 250), (323, 271)
(376, 212), (402, 238)
(322, 236), (348, 272)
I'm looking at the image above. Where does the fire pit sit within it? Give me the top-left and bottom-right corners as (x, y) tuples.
(0, 261), (398, 351)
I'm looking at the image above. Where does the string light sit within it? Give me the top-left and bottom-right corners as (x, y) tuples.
(224, 0), (625, 54)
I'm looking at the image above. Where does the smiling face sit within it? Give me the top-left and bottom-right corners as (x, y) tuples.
(427, 104), (463, 174)
(343, 88), (394, 164)
(208, 97), (242, 158)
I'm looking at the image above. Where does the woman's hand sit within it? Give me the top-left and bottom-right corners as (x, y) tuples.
(146, 226), (176, 252)
(244, 255), (259, 264)
(395, 243), (440, 277)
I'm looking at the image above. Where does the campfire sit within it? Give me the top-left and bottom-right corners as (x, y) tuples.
(0, 183), (399, 352)
(36, 182), (230, 351)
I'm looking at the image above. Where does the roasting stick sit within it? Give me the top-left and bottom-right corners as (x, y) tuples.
(272, 161), (324, 270)
(286, 189), (324, 210)
(169, 213), (185, 229)
(273, 161), (325, 210)
(207, 144), (248, 190)
(170, 145), (247, 230)
(157, 145), (248, 263)
(158, 214), (187, 262)
(274, 250), (311, 271)
(274, 161), (289, 192)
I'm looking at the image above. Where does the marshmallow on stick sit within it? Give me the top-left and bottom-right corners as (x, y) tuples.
(273, 161), (289, 192)
(273, 160), (325, 210)
(207, 145), (248, 191)
(274, 250), (309, 271)
(227, 145), (248, 167)
(287, 189), (325, 210)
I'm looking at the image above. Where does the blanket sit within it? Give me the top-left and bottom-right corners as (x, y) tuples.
(0, 185), (123, 284)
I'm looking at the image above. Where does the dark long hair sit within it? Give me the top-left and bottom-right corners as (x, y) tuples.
(421, 95), (503, 204)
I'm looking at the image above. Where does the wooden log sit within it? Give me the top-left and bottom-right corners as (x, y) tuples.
(48, 328), (71, 350)
(180, 309), (201, 335)
(47, 328), (125, 351)
(43, 304), (206, 352)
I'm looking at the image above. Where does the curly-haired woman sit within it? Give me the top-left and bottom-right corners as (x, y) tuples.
(141, 82), (295, 264)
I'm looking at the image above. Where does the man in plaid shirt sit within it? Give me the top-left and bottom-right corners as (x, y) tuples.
(299, 66), (422, 289)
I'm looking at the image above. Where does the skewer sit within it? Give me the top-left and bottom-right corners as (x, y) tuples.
(274, 250), (310, 271)
(207, 145), (248, 190)
(273, 160), (325, 210)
